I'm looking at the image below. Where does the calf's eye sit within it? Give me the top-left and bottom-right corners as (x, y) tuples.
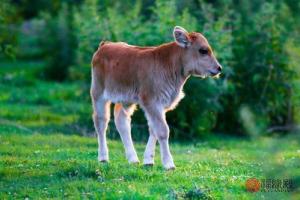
(199, 48), (208, 55)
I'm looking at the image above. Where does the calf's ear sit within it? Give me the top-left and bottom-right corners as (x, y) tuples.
(173, 26), (191, 48)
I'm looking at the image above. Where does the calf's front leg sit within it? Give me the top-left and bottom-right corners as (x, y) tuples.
(143, 105), (175, 170)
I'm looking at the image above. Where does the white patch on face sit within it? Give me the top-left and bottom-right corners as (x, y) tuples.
(193, 74), (208, 78)
(212, 73), (220, 79)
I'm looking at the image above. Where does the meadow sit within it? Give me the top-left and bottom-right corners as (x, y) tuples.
(1, 0), (300, 199)
(0, 61), (299, 199)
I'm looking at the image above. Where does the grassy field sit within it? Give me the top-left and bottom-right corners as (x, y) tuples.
(0, 61), (299, 199)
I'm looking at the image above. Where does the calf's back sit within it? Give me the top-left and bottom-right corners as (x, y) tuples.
(91, 41), (185, 106)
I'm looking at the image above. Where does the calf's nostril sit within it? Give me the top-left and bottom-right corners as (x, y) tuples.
(217, 66), (222, 72)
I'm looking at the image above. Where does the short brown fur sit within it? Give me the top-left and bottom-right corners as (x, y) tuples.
(91, 26), (222, 169)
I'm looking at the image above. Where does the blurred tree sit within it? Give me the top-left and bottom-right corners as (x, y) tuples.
(11, 0), (83, 19)
(0, 0), (19, 59)
(41, 3), (76, 81)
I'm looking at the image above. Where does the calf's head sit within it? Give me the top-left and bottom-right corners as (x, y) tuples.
(173, 26), (222, 78)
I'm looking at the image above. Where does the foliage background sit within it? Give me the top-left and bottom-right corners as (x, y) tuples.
(1, 0), (300, 139)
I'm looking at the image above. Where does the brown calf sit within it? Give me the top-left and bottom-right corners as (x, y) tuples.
(91, 26), (222, 170)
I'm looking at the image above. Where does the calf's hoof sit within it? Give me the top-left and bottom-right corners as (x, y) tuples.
(128, 156), (140, 164)
(143, 157), (155, 166)
(129, 160), (140, 165)
(100, 160), (108, 163)
(98, 155), (109, 163)
(166, 166), (176, 171)
(144, 163), (154, 167)
(127, 153), (140, 164)
(163, 162), (176, 170)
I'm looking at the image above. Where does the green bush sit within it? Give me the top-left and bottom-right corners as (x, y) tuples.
(41, 4), (75, 81)
(0, 0), (19, 59)
(217, 2), (297, 134)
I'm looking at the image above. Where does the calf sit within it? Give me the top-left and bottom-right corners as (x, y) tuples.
(91, 26), (222, 170)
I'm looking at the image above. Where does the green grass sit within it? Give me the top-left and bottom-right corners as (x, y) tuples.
(0, 61), (299, 199)
(1, 133), (299, 199)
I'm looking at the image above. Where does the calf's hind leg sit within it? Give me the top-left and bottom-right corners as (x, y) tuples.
(114, 103), (139, 163)
(91, 94), (111, 162)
